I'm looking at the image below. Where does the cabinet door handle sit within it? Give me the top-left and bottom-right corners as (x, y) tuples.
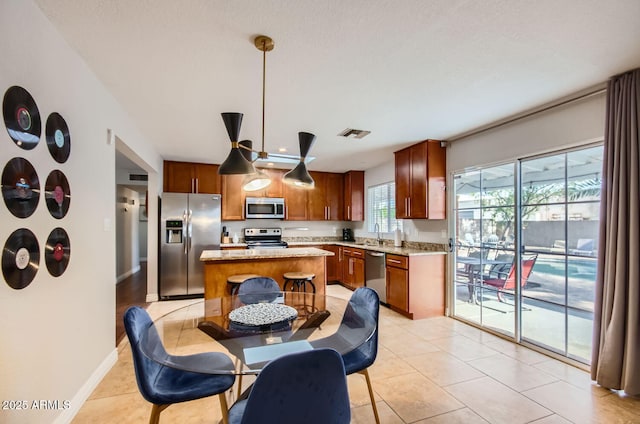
(195, 178), (199, 193)
(347, 206), (351, 220)
(388, 258), (402, 264)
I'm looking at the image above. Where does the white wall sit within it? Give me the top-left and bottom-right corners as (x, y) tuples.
(115, 186), (140, 282)
(0, 2), (162, 423)
(448, 92), (606, 172)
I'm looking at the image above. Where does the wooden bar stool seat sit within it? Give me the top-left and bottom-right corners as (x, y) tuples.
(283, 272), (316, 317)
(227, 274), (260, 295)
(283, 272), (316, 293)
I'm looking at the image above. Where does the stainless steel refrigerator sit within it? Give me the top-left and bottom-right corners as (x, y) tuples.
(160, 193), (221, 298)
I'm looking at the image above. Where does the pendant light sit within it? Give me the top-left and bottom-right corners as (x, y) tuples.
(218, 113), (256, 174)
(283, 132), (316, 188)
(239, 140), (271, 191)
(218, 35), (316, 189)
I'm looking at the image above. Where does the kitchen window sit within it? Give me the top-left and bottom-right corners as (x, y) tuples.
(368, 182), (402, 232)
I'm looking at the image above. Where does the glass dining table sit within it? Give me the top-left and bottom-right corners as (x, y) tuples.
(139, 291), (377, 376)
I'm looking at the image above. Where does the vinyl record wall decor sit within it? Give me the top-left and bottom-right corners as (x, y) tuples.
(45, 112), (70, 163)
(1, 157), (40, 218)
(45, 170), (70, 219)
(2, 86), (41, 150)
(2, 85), (73, 288)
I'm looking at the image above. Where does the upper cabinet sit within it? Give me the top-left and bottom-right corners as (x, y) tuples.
(394, 140), (446, 219)
(344, 170), (364, 221)
(283, 183), (309, 221)
(248, 168), (284, 198)
(164, 161), (365, 222)
(163, 161), (221, 194)
(308, 171), (344, 221)
(221, 175), (246, 221)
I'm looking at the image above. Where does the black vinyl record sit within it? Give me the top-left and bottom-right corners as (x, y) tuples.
(45, 227), (70, 277)
(1, 157), (40, 218)
(3, 86), (41, 150)
(44, 170), (70, 219)
(2, 228), (39, 290)
(45, 112), (71, 163)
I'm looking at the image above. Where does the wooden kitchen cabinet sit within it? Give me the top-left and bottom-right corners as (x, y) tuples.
(323, 244), (342, 282)
(343, 170), (364, 221)
(308, 172), (344, 221)
(385, 253), (445, 319)
(394, 140), (446, 219)
(283, 183), (308, 220)
(251, 168), (284, 198)
(163, 161), (221, 194)
(221, 175), (246, 220)
(386, 254), (409, 312)
(342, 247), (365, 290)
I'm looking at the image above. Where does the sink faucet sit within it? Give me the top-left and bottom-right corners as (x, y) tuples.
(374, 223), (382, 245)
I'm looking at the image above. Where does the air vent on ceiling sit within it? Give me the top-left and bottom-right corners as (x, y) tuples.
(338, 128), (371, 139)
(129, 173), (148, 181)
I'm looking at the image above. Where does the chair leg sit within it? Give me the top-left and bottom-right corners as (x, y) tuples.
(359, 369), (380, 424)
(219, 392), (230, 424)
(236, 373), (243, 400)
(149, 404), (169, 424)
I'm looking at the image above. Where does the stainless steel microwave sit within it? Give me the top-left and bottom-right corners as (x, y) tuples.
(245, 197), (285, 219)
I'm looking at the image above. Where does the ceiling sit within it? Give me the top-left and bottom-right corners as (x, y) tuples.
(35, 0), (640, 174)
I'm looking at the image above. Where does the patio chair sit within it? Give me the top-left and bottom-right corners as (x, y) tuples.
(482, 255), (537, 302)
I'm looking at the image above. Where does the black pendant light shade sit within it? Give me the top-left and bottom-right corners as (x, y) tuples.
(283, 132), (316, 188)
(222, 112), (243, 141)
(218, 113), (256, 175)
(239, 139), (254, 161)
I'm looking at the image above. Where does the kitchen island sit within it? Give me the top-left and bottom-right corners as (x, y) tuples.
(200, 247), (334, 299)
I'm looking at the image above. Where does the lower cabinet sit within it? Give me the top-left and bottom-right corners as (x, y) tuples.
(386, 253), (445, 319)
(342, 247), (364, 290)
(386, 260), (409, 311)
(323, 245), (342, 282)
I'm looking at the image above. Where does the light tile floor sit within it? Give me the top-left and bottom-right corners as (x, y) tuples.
(72, 285), (640, 423)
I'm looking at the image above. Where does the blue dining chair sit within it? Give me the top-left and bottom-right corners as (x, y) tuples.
(124, 306), (236, 424)
(227, 348), (351, 424)
(237, 276), (281, 304)
(311, 287), (380, 423)
(342, 287), (380, 423)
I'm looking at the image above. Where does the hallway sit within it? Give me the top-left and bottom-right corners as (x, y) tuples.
(115, 262), (149, 345)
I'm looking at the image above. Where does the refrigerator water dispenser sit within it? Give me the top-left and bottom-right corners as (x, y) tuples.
(166, 220), (183, 243)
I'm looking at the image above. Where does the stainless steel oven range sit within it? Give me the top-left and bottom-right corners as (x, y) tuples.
(244, 227), (289, 249)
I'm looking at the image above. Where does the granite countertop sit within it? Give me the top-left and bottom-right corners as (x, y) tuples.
(220, 240), (447, 257)
(200, 247), (334, 261)
(287, 241), (446, 256)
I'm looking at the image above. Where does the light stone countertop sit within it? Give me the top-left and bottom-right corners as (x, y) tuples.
(286, 241), (446, 256)
(200, 247), (334, 262)
(220, 241), (447, 257)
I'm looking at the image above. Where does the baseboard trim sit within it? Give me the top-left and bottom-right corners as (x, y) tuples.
(116, 264), (141, 283)
(53, 348), (118, 424)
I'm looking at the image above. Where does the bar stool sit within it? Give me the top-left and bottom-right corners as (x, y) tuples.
(283, 272), (316, 317)
(283, 272), (316, 293)
(226, 274), (260, 295)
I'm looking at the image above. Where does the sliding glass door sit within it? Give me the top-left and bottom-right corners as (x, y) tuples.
(451, 144), (602, 363)
(452, 163), (516, 337)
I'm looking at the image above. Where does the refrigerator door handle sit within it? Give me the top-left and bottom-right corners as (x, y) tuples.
(182, 210), (188, 254)
(187, 209), (193, 253)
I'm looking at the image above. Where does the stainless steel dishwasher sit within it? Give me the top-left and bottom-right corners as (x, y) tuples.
(365, 250), (386, 303)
